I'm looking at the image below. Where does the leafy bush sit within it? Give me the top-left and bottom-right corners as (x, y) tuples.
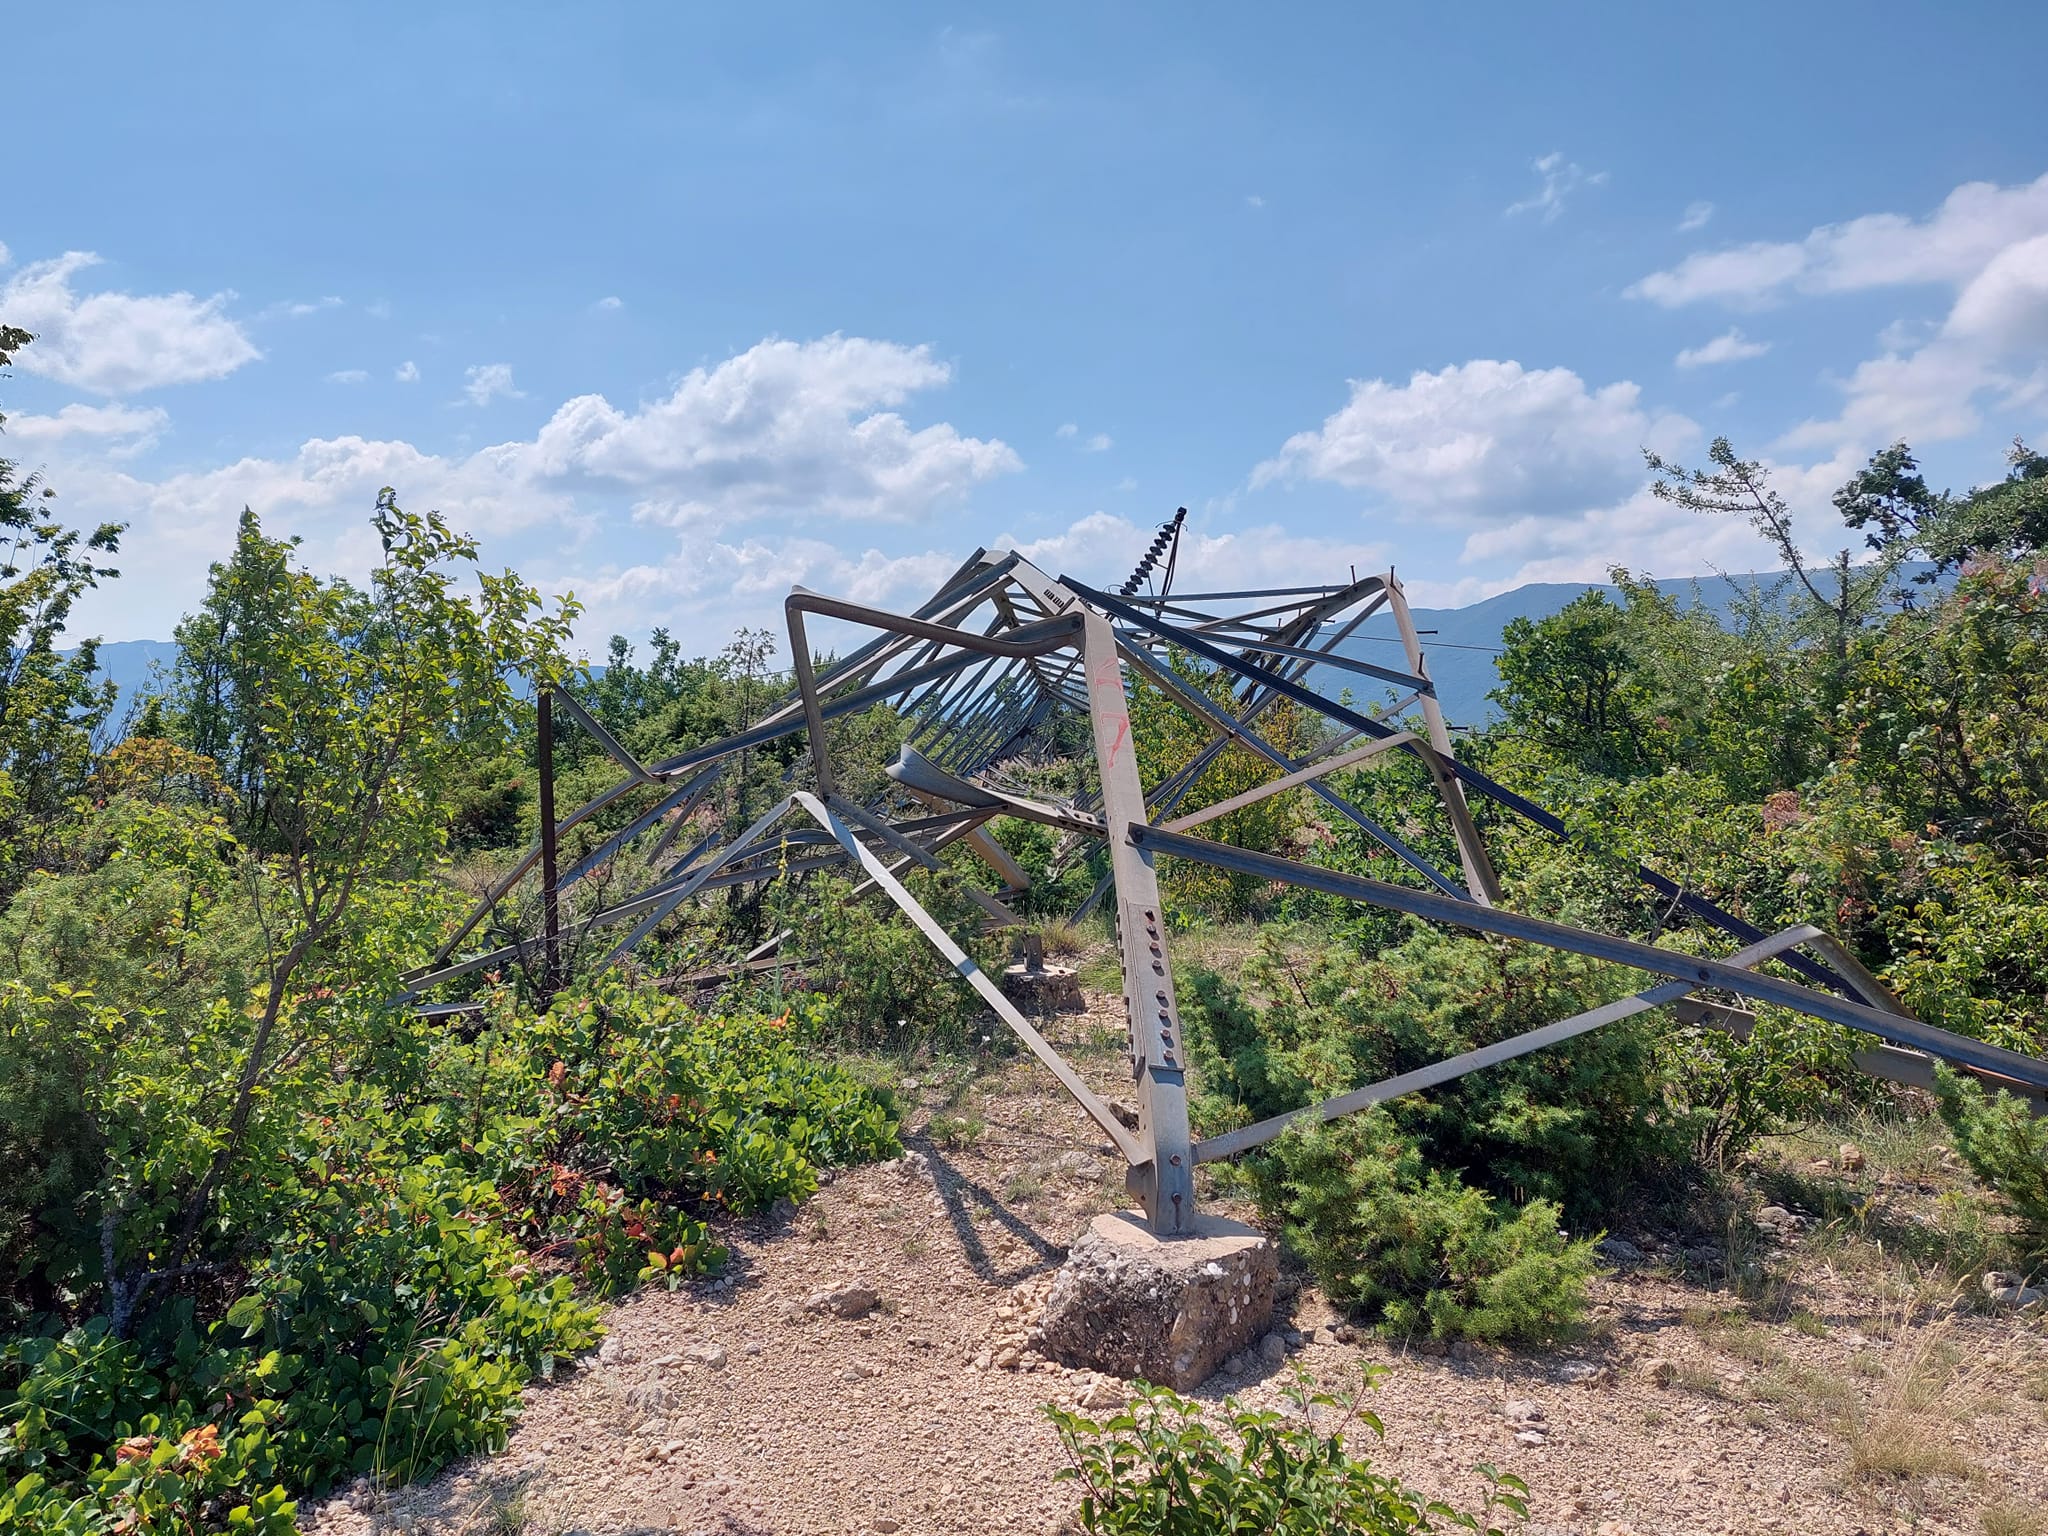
(985, 815), (1103, 920)
(1932, 1069), (2048, 1268)
(1255, 1117), (1595, 1344)
(2, 1322), (298, 1536)
(462, 982), (899, 1229)
(238, 1163), (601, 1487)
(1043, 1366), (1527, 1535)
(1, 967), (900, 1526)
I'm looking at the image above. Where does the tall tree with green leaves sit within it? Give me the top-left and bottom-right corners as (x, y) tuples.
(0, 325), (125, 891)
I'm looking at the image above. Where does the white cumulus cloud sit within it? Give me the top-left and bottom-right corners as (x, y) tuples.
(1254, 359), (1693, 522)
(262, 295), (343, 320)
(1678, 201), (1715, 233)
(2, 401), (168, 455)
(1675, 329), (1771, 369)
(1630, 172), (2048, 308)
(395, 360), (419, 382)
(1617, 177), (2048, 455)
(463, 363), (523, 406)
(54, 334), (1019, 643)
(0, 251), (259, 394)
(524, 335), (1019, 525)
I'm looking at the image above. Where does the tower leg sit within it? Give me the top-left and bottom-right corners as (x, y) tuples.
(1081, 612), (1196, 1235)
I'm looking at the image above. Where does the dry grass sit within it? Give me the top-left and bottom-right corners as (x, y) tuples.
(1750, 1360), (1856, 1425)
(1672, 1360), (1732, 1398)
(1029, 917), (1089, 958)
(1982, 1500), (2047, 1536)
(1685, 1306), (1788, 1368)
(1842, 1408), (1975, 1483)
(1759, 1105), (2018, 1305)
(925, 1111), (985, 1150)
(1838, 1318), (1986, 1487)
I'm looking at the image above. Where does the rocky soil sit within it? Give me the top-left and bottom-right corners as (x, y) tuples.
(308, 994), (2048, 1536)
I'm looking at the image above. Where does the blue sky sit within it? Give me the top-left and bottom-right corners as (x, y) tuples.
(6, 3), (2047, 660)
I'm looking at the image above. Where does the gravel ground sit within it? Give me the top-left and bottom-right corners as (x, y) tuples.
(306, 995), (2048, 1536)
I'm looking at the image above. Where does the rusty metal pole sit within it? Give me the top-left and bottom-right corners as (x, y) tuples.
(537, 687), (561, 999)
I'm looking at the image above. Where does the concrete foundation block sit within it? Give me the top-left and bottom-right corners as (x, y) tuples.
(1037, 1211), (1278, 1389)
(998, 962), (1086, 1014)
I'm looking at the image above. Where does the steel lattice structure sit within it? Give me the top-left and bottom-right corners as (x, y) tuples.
(405, 533), (2048, 1236)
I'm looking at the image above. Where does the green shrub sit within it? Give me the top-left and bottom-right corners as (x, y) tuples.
(456, 982), (899, 1235)
(1256, 1116), (1595, 1344)
(1, 1322), (298, 1536)
(1182, 927), (1680, 1223)
(1932, 1068), (2048, 1267)
(240, 1163), (601, 1487)
(1, 969), (901, 1526)
(1043, 1366), (1527, 1535)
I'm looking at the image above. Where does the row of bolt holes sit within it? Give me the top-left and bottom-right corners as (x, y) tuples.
(1142, 907), (1177, 1071)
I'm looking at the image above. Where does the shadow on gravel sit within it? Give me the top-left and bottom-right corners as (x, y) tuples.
(909, 1135), (1069, 1286)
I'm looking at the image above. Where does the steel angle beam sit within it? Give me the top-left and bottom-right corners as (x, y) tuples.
(785, 593), (836, 799)
(895, 785), (1033, 894)
(414, 770), (649, 977)
(551, 687), (659, 785)
(1113, 634), (1470, 900)
(1121, 583), (1360, 604)
(1072, 577), (1845, 989)
(590, 797), (808, 976)
(644, 629), (1060, 779)
(743, 554), (1023, 734)
(1080, 611), (1196, 1234)
(1224, 635), (1432, 696)
(1193, 924), (1828, 1162)
(788, 591), (1081, 660)
(404, 800), (809, 996)
(1129, 825), (2048, 1092)
(824, 793), (1020, 928)
(561, 770), (716, 888)
(1159, 733), (1423, 836)
(790, 792), (1146, 1166)
(1384, 577), (1499, 905)
(885, 744), (1104, 837)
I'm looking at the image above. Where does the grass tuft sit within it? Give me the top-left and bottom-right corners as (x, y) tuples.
(1982, 1501), (2047, 1536)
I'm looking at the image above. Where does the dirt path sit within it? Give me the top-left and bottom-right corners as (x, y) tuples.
(308, 996), (2048, 1536)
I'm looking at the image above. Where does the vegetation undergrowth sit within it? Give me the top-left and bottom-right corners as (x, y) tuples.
(1044, 1366), (1528, 1535)
(0, 977), (899, 1533)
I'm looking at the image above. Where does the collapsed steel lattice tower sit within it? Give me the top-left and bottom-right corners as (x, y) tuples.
(405, 537), (2048, 1234)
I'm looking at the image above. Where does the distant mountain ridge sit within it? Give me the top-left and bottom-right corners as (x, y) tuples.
(68, 639), (180, 725)
(66, 567), (1881, 733)
(1318, 564), (1937, 729)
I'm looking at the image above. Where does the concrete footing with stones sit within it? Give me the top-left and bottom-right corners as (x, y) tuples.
(1037, 1210), (1278, 1389)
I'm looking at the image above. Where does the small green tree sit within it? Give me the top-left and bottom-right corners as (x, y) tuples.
(149, 492), (578, 1304)
(1931, 1068), (2048, 1268)
(1645, 438), (1906, 743)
